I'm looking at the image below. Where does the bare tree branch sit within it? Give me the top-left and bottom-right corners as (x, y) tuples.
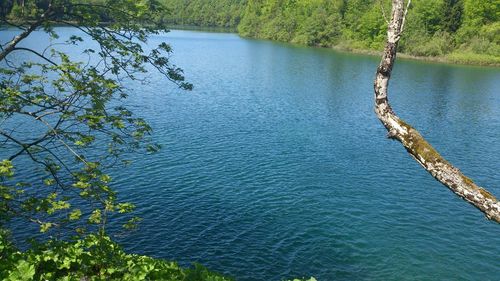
(374, 0), (500, 223)
(0, 4), (53, 62)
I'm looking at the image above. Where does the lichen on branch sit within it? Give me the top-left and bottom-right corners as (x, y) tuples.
(373, 0), (500, 223)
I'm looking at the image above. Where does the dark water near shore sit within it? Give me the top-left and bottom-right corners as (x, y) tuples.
(3, 28), (500, 280)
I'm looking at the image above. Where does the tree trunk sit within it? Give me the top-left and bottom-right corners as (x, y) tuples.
(374, 0), (500, 223)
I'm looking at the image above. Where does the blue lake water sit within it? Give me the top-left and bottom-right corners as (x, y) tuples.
(3, 28), (500, 280)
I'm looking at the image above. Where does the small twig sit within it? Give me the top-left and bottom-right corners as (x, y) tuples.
(399, 0), (411, 36)
(379, 0), (390, 25)
(28, 113), (88, 165)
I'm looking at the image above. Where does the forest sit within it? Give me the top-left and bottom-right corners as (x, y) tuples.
(162, 0), (499, 65)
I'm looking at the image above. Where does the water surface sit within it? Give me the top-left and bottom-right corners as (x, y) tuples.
(4, 28), (500, 280)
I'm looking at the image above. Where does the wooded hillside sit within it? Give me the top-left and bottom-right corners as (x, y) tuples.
(162, 0), (499, 64)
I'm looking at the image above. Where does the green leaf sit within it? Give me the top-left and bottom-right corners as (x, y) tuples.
(88, 210), (102, 224)
(123, 216), (142, 230)
(100, 174), (112, 183)
(7, 260), (35, 281)
(40, 223), (53, 233)
(43, 178), (55, 186)
(0, 160), (14, 177)
(73, 181), (91, 189)
(116, 203), (135, 213)
(69, 209), (82, 221)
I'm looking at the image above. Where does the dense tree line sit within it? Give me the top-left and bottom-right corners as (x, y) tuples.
(4, 0), (497, 63)
(161, 0), (247, 27)
(164, 0), (499, 64)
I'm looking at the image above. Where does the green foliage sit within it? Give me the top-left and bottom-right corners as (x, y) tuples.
(166, 0), (500, 64)
(0, 230), (231, 281)
(1, 0), (193, 239)
(0, 1), (235, 280)
(239, 0), (347, 46)
(446, 51), (500, 65)
(441, 0), (463, 33)
(402, 31), (454, 56)
(161, 0), (247, 28)
(0, 0), (238, 276)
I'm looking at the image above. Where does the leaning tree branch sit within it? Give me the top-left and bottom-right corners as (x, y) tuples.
(11, 47), (59, 67)
(0, 4), (53, 62)
(374, 0), (500, 223)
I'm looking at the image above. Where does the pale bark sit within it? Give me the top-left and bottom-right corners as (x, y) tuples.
(374, 0), (500, 223)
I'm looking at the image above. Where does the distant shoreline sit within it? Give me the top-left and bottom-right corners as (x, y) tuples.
(241, 35), (500, 68)
(165, 25), (499, 67)
(329, 45), (500, 67)
(3, 23), (497, 67)
(166, 24), (236, 33)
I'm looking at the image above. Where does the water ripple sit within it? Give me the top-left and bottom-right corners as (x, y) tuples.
(6, 29), (500, 281)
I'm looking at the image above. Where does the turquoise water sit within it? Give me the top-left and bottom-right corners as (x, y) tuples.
(4, 29), (500, 280)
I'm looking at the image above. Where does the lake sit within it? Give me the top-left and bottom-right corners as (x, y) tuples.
(3, 28), (500, 280)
